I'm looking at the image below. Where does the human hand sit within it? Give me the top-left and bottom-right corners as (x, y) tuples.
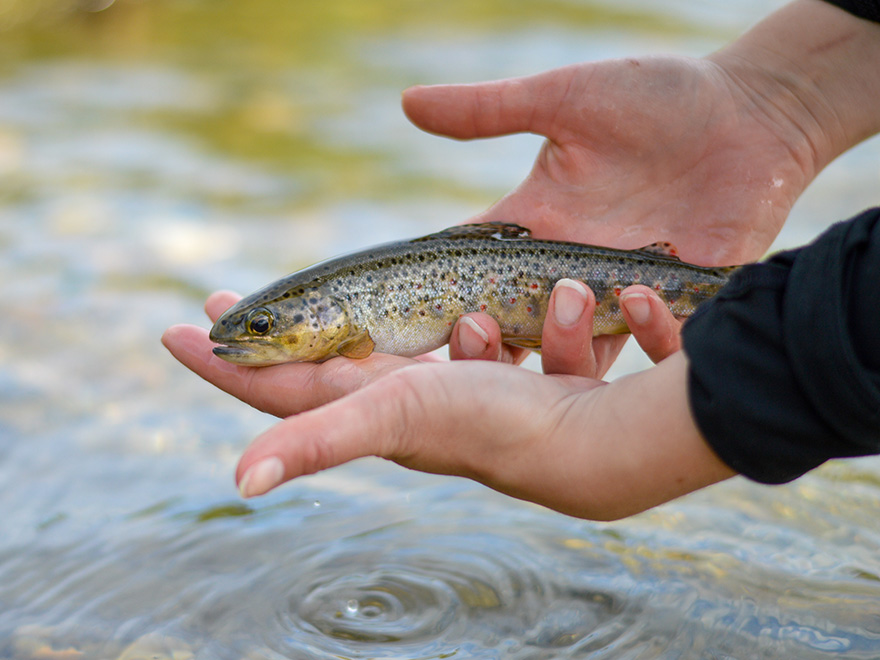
(403, 57), (807, 266)
(403, 2), (880, 267)
(227, 351), (738, 522)
(162, 278), (701, 520)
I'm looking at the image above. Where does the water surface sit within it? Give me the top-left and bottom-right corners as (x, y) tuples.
(2, 0), (880, 658)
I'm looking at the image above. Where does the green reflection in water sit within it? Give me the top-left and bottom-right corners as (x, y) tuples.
(0, 0), (711, 208)
(192, 501), (254, 522)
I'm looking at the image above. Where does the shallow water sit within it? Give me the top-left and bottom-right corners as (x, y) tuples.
(2, 0), (880, 658)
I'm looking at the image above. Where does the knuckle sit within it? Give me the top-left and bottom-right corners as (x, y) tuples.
(298, 433), (336, 475)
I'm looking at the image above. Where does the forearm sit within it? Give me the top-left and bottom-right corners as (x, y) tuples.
(549, 352), (735, 520)
(708, 0), (880, 178)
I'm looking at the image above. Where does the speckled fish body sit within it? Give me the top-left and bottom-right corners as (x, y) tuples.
(210, 223), (739, 365)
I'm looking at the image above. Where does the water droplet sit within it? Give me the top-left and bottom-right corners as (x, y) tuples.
(313, 500), (321, 507)
(346, 599), (359, 613)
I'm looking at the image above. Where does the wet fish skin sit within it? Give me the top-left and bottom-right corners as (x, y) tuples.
(209, 222), (740, 365)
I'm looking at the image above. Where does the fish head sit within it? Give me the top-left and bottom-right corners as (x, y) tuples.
(209, 288), (352, 365)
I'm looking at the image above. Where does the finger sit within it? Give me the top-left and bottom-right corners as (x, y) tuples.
(448, 313), (527, 364)
(236, 364), (460, 497)
(162, 323), (306, 417)
(402, 66), (577, 140)
(449, 314), (502, 361)
(205, 290), (241, 322)
(541, 279), (600, 377)
(619, 285), (683, 363)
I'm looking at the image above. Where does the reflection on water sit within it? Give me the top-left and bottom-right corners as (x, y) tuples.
(2, 0), (880, 658)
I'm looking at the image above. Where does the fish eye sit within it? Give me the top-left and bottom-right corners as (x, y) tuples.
(246, 309), (274, 336)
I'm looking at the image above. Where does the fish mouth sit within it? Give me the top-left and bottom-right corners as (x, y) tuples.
(211, 342), (290, 366)
(212, 343), (255, 362)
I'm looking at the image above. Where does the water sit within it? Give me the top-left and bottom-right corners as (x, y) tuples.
(2, 0), (880, 657)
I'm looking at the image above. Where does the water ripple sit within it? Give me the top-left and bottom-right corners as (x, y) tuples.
(293, 568), (459, 643)
(238, 520), (624, 658)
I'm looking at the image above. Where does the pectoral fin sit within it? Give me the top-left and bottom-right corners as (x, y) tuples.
(336, 330), (376, 359)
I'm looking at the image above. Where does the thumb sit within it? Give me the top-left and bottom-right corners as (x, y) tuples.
(402, 66), (577, 140)
(234, 364), (457, 497)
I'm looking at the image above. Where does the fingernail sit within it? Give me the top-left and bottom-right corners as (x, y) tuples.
(458, 316), (490, 357)
(238, 456), (284, 498)
(621, 292), (651, 325)
(553, 279), (588, 326)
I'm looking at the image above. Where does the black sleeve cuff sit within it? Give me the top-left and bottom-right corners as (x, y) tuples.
(682, 208), (880, 484)
(821, 0), (880, 22)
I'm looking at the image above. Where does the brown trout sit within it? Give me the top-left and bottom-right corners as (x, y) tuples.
(210, 222), (739, 365)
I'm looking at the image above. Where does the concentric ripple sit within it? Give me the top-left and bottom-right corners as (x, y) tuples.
(294, 568), (459, 643)
(262, 522), (625, 658)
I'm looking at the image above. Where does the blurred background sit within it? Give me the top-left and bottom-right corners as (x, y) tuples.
(2, 0), (880, 658)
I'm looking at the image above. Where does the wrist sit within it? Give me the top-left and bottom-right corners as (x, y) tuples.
(559, 352), (735, 520)
(707, 0), (880, 178)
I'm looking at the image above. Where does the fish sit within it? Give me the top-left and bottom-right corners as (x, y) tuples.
(209, 222), (739, 365)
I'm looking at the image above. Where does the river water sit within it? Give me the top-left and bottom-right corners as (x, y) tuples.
(2, 0), (880, 658)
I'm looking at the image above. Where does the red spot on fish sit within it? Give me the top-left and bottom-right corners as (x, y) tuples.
(614, 287), (621, 296)
(489, 277), (496, 284)
(480, 304), (487, 312)
(530, 283), (538, 289)
(526, 306), (533, 313)
(435, 304), (442, 310)
(419, 310), (426, 316)
(450, 279), (457, 285)
(693, 286), (700, 293)
(509, 297), (517, 304)
(415, 284), (422, 289)
(655, 284), (662, 291)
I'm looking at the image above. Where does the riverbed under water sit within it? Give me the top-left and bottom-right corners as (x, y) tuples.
(2, 0), (880, 658)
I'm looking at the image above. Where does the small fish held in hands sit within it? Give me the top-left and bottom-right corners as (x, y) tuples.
(210, 222), (740, 365)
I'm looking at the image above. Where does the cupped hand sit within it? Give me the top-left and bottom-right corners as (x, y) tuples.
(209, 339), (729, 521)
(161, 280), (692, 519)
(403, 55), (819, 266)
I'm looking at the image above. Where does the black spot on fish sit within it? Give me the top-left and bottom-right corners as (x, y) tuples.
(293, 314), (304, 323)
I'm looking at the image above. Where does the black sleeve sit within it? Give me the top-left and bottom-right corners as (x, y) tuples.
(681, 208), (880, 484)
(821, 0), (880, 22)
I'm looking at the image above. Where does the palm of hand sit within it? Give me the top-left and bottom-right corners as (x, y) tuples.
(405, 56), (814, 265)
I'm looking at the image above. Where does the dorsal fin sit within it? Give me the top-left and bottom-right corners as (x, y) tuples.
(635, 241), (681, 260)
(414, 222), (533, 242)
